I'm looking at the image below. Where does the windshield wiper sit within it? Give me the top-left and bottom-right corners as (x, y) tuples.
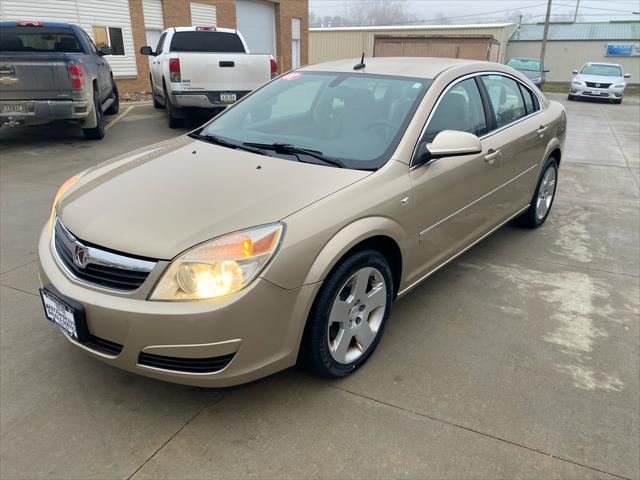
(189, 132), (271, 157)
(243, 142), (347, 169)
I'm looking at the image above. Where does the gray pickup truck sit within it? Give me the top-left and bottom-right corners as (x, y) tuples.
(0, 21), (119, 139)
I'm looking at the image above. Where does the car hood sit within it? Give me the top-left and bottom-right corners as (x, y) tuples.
(58, 136), (370, 260)
(575, 74), (623, 84)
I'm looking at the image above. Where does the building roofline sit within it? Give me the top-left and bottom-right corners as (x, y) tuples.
(309, 23), (515, 32)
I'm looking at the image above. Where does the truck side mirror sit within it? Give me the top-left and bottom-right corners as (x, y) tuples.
(140, 46), (155, 56)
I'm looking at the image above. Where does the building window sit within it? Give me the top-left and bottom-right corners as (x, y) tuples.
(93, 26), (125, 55)
(291, 18), (301, 69)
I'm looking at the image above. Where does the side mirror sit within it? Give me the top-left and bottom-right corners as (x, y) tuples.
(624, 73), (631, 79)
(543, 69), (550, 73)
(414, 130), (482, 167)
(99, 46), (112, 56)
(140, 46), (155, 56)
(572, 69), (579, 74)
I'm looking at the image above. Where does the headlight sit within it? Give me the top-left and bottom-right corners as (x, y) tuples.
(151, 223), (284, 301)
(571, 79), (582, 85)
(49, 173), (82, 232)
(613, 83), (626, 89)
(531, 77), (542, 83)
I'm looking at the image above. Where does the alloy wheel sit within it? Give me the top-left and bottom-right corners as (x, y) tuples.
(536, 166), (557, 220)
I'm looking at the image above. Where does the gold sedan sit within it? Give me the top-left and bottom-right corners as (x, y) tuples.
(38, 57), (566, 386)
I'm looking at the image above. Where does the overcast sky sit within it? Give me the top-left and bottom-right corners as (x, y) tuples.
(309, 0), (640, 25)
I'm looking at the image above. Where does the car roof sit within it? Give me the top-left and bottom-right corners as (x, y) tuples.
(170, 26), (237, 34)
(0, 21), (79, 28)
(582, 62), (622, 67)
(299, 57), (490, 79)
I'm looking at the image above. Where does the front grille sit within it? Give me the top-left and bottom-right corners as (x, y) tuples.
(138, 352), (235, 373)
(53, 218), (156, 291)
(83, 335), (123, 356)
(585, 81), (612, 88)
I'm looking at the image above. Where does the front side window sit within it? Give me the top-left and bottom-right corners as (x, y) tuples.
(93, 26), (125, 55)
(0, 27), (83, 53)
(481, 75), (527, 128)
(580, 64), (622, 76)
(200, 72), (430, 169)
(156, 33), (166, 54)
(424, 78), (487, 143)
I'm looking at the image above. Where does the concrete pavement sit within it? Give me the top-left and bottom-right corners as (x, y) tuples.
(1, 95), (638, 479)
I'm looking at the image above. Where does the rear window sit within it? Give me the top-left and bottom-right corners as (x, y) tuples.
(0, 27), (83, 53)
(170, 31), (245, 53)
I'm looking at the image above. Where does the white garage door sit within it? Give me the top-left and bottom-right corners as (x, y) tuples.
(236, 0), (275, 55)
(190, 2), (217, 27)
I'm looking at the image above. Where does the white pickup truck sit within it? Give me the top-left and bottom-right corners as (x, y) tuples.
(141, 26), (276, 128)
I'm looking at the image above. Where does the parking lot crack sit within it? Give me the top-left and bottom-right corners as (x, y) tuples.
(329, 384), (632, 480)
(126, 393), (231, 479)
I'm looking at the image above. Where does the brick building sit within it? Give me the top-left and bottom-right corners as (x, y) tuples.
(0, 0), (309, 94)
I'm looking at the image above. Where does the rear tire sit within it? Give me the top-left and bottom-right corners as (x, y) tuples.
(613, 99), (622, 105)
(151, 77), (163, 109)
(82, 89), (105, 140)
(299, 249), (394, 379)
(164, 83), (183, 129)
(105, 79), (119, 115)
(519, 157), (558, 228)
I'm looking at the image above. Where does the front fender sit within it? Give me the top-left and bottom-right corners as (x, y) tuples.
(302, 216), (408, 286)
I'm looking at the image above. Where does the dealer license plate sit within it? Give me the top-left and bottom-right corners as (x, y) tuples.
(220, 93), (237, 103)
(0, 102), (31, 114)
(40, 288), (78, 340)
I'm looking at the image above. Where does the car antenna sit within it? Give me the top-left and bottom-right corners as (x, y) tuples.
(353, 52), (366, 70)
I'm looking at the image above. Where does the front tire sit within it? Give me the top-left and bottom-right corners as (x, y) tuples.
(300, 249), (394, 378)
(82, 89), (105, 140)
(567, 94), (575, 101)
(520, 157), (558, 228)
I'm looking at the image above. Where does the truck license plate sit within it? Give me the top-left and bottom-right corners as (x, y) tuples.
(220, 93), (237, 103)
(0, 102), (31, 114)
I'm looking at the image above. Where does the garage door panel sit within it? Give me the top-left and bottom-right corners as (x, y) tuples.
(374, 36), (491, 61)
(236, 0), (275, 56)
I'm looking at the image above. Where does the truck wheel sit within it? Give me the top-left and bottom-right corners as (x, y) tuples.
(105, 79), (119, 115)
(151, 77), (163, 109)
(83, 89), (106, 140)
(164, 84), (183, 129)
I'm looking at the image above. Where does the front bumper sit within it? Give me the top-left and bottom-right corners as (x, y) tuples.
(0, 99), (90, 126)
(38, 225), (320, 387)
(170, 90), (251, 109)
(569, 83), (624, 99)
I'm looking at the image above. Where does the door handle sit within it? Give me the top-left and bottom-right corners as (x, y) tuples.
(484, 149), (501, 165)
(537, 125), (548, 137)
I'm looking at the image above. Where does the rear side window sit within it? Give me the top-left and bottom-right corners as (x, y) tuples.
(519, 83), (539, 115)
(0, 27), (83, 53)
(424, 78), (488, 143)
(170, 31), (245, 53)
(481, 75), (527, 128)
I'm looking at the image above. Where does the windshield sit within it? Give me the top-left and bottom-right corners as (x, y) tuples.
(507, 58), (541, 72)
(200, 71), (430, 170)
(580, 64), (622, 76)
(170, 31), (245, 53)
(0, 27), (83, 53)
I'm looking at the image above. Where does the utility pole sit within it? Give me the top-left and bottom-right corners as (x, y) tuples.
(540, 0), (552, 68)
(573, 0), (580, 23)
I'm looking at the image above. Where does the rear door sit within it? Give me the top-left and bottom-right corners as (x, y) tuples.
(478, 74), (548, 213)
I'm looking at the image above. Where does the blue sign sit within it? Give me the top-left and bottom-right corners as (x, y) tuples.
(605, 44), (639, 57)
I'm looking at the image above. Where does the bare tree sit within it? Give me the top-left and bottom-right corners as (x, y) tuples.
(342, 0), (410, 27)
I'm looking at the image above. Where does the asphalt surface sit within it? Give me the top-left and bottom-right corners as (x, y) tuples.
(1, 94), (638, 479)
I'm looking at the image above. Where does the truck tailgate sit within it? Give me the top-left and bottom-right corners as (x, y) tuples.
(176, 53), (271, 92)
(0, 54), (72, 100)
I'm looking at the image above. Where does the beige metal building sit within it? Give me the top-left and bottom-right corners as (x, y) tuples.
(309, 24), (517, 65)
(506, 22), (640, 84)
